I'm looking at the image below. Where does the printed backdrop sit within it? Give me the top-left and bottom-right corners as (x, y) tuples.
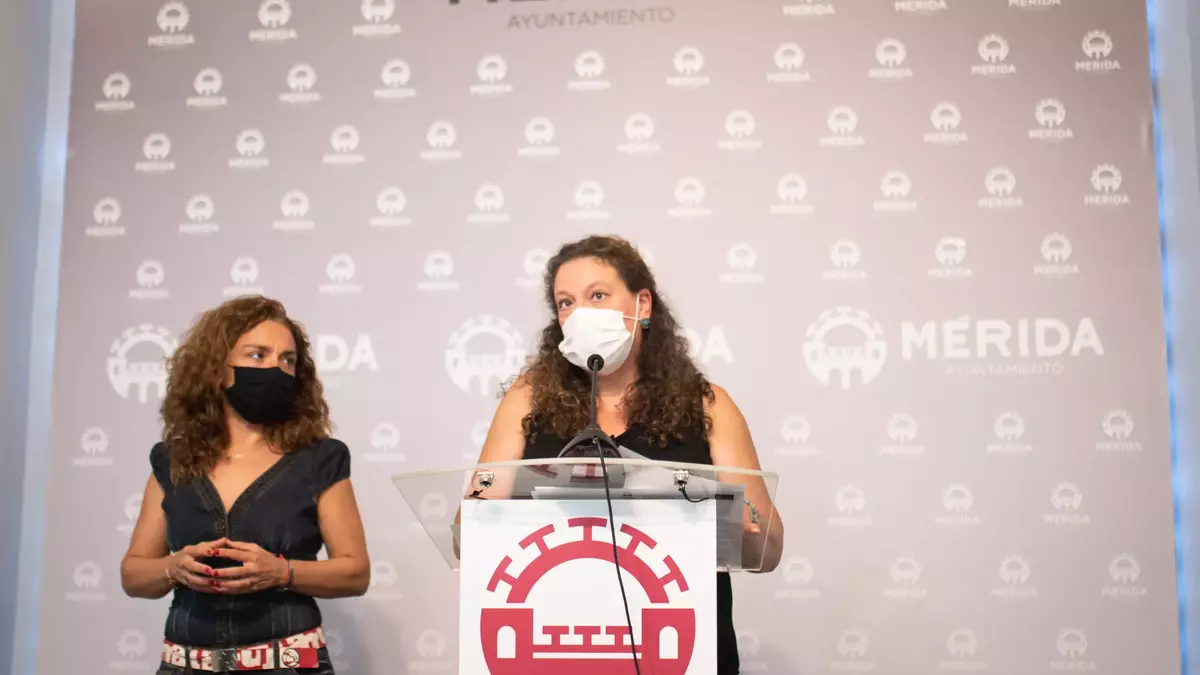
(37, 0), (1181, 673)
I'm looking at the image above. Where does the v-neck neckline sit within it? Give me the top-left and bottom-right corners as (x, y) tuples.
(202, 452), (293, 519)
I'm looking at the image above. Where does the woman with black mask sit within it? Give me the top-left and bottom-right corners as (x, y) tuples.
(120, 295), (369, 674)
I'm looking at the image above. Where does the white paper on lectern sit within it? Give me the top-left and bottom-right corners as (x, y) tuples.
(459, 498), (717, 675)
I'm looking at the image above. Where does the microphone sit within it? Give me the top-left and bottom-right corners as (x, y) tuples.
(586, 354), (604, 429)
(557, 354), (618, 459)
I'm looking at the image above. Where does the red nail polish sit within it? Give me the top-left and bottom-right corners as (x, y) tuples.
(210, 569), (218, 577)
(209, 549), (219, 556)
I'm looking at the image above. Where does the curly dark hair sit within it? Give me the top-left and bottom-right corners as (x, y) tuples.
(160, 295), (331, 483)
(514, 235), (713, 447)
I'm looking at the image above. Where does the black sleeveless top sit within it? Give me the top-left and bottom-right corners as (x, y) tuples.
(523, 423), (741, 675)
(149, 439), (350, 648)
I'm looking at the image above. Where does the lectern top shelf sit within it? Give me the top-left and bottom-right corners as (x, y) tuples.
(390, 457), (780, 573)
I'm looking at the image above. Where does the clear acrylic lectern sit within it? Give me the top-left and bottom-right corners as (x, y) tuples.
(391, 458), (779, 675)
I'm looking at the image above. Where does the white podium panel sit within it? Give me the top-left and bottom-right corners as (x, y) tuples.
(459, 498), (717, 675)
(392, 458), (780, 675)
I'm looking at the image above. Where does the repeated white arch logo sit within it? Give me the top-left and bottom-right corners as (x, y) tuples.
(258, 0), (292, 27)
(942, 484), (974, 512)
(143, 133), (172, 160)
(185, 194), (215, 222)
(330, 125), (361, 152)
(998, 555), (1032, 585)
(416, 629), (446, 659)
(288, 64), (317, 92)
(523, 249), (551, 278)
(777, 174), (808, 203)
(985, 167), (1017, 196)
(836, 630), (869, 659)
(193, 68), (223, 96)
(887, 414), (919, 442)
(781, 557), (815, 585)
(361, 0), (396, 23)
(236, 129), (266, 157)
(478, 55), (508, 83)
(81, 427), (109, 455)
(230, 257), (260, 285)
(829, 240), (860, 269)
(875, 38), (906, 67)
(157, 1), (190, 33)
(930, 102), (962, 130)
(1035, 98), (1067, 127)
(524, 117), (556, 145)
(117, 629), (148, 657)
(774, 43), (805, 70)
(280, 191), (310, 218)
(377, 187), (407, 215)
(1041, 234), (1072, 262)
(803, 308), (887, 390)
(93, 198), (122, 225)
(428, 121), (458, 148)
(978, 34), (1010, 62)
(382, 59), (412, 86)
(136, 260), (165, 288)
(724, 110), (756, 139)
(575, 51), (606, 78)
(1082, 30), (1114, 59)
(935, 237), (967, 266)
(107, 325), (177, 403)
(780, 415), (812, 444)
(574, 181), (605, 209)
(626, 114), (655, 141)
(726, 243), (757, 271)
(834, 486), (866, 514)
(1102, 409), (1134, 439)
(880, 171), (911, 198)
(946, 629), (979, 658)
(994, 411), (1026, 440)
(1057, 628), (1089, 658)
(674, 178), (706, 206)
(371, 422), (401, 451)
(476, 184), (506, 212)
(74, 562), (102, 588)
(445, 316), (526, 396)
(827, 106), (858, 134)
(103, 73), (132, 100)
(673, 46), (705, 75)
(326, 254), (357, 282)
(1091, 164), (1123, 192)
(1109, 553), (1142, 584)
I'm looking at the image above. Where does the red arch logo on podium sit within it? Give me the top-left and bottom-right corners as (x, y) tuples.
(479, 517), (696, 674)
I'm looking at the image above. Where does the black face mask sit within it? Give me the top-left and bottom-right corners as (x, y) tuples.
(223, 366), (296, 425)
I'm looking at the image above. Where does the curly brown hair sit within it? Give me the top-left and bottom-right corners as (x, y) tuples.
(160, 295), (331, 483)
(514, 235), (713, 448)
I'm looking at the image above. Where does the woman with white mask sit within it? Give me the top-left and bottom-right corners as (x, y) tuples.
(471, 234), (784, 675)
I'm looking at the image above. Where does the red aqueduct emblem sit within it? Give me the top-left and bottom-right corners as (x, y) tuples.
(480, 517), (696, 674)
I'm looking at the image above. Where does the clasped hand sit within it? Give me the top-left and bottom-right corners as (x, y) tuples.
(166, 538), (289, 594)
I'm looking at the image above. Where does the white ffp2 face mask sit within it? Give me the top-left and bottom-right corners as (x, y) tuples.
(558, 296), (641, 375)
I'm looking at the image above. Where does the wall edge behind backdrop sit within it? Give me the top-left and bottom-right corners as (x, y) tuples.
(1154, 0), (1200, 669)
(8, 0), (73, 672)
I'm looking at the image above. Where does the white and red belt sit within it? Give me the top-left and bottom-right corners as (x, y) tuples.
(161, 626), (326, 671)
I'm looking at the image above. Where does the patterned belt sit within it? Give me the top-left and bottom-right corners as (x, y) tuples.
(161, 626), (326, 672)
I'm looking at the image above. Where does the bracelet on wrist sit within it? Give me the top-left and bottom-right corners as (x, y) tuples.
(277, 554), (294, 591)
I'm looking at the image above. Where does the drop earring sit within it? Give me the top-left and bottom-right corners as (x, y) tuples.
(640, 317), (650, 331)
